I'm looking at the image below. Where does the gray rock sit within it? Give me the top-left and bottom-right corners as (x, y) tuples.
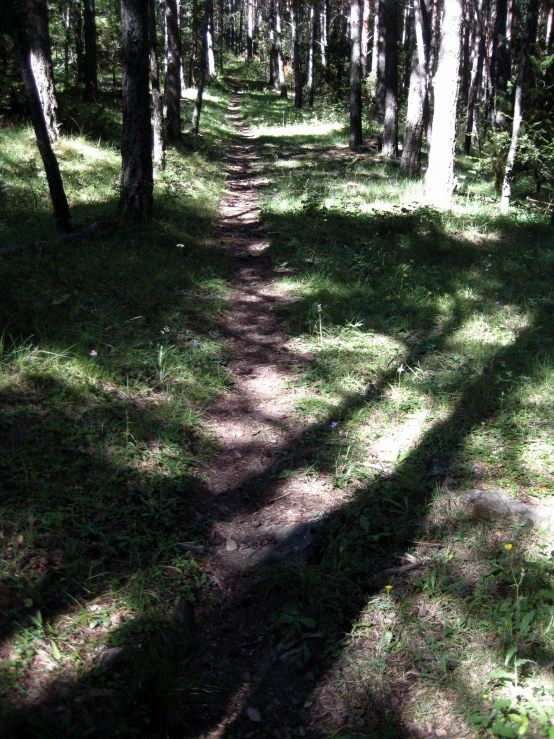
(246, 707), (262, 722)
(458, 488), (554, 529)
(252, 521), (323, 565)
(225, 538), (239, 551)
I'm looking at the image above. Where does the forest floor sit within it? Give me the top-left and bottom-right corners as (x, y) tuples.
(2, 63), (554, 739)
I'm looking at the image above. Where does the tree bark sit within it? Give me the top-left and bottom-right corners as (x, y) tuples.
(2, 0), (70, 230)
(275, 0), (287, 97)
(350, 0), (363, 148)
(83, 0), (98, 101)
(63, 0), (73, 86)
(148, 0), (165, 170)
(291, 0), (302, 107)
(463, 0), (484, 155)
(165, 0), (182, 140)
(499, 52), (522, 212)
(361, 0), (370, 76)
(375, 0), (386, 118)
(27, 0), (59, 143)
(207, 0), (216, 77)
(400, 0), (429, 176)
(246, 0), (254, 59)
(120, 0), (153, 219)
(424, 0), (463, 207)
(381, 0), (398, 157)
(307, 3), (315, 106)
(320, 0), (328, 72)
(191, 0), (209, 134)
(269, 0), (278, 88)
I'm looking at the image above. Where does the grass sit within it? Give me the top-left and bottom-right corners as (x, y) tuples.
(0, 81), (234, 736)
(1, 59), (554, 738)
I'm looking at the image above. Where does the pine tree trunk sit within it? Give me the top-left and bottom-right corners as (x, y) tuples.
(371, 0), (379, 77)
(165, 0), (182, 140)
(361, 0), (370, 77)
(2, 0), (70, 230)
(148, 0), (165, 170)
(120, 0), (153, 219)
(276, 0), (287, 97)
(350, 0), (363, 148)
(464, 0), (484, 155)
(83, 0), (98, 101)
(269, 0), (277, 88)
(375, 0), (386, 119)
(74, 0), (85, 83)
(320, 0), (328, 72)
(291, 0), (302, 108)
(307, 4), (315, 106)
(191, 0), (209, 134)
(381, 0), (398, 157)
(188, 0), (198, 87)
(400, 0), (428, 176)
(207, 0), (216, 77)
(63, 0), (72, 86)
(246, 0), (253, 59)
(27, 0), (59, 143)
(424, 0), (463, 207)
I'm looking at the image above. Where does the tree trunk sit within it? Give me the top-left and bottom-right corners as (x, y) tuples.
(381, 0), (398, 157)
(269, 0), (277, 88)
(371, 0), (379, 77)
(464, 0), (484, 155)
(400, 0), (429, 176)
(320, 0), (328, 72)
(361, 0), (370, 76)
(63, 0), (72, 86)
(307, 3), (315, 106)
(188, 0), (198, 87)
(148, 0), (165, 170)
(2, 0), (70, 230)
(276, 0), (287, 97)
(291, 0), (302, 107)
(191, 0), (209, 133)
(74, 0), (85, 83)
(546, 0), (554, 49)
(165, 0), (182, 140)
(375, 0), (386, 118)
(120, 0), (153, 219)
(83, 0), (98, 101)
(350, 0), (363, 148)
(207, 0), (216, 77)
(246, 0), (253, 59)
(27, 0), (58, 143)
(424, 0), (463, 207)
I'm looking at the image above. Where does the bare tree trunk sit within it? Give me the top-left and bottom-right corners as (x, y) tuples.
(83, 0), (98, 101)
(191, 0), (209, 133)
(188, 0), (198, 87)
(375, 0), (386, 118)
(425, 0), (463, 207)
(148, 0), (165, 170)
(207, 0), (216, 77)
(546, 0), (554, 48)
(307, 3), (315, 106)
(2, 0), (70, 230)
(361, 0), (370, 76)
(246, 0), (254, 59)
(74, 0), (85, 83)
(63, 0), (73, 86)
(382, 0), (398, 156)
(276, 0), (287, 97)
(27, 0), (59, 142)
(464, 0), (484, 155)
(401, 0), (429, 176)
(370, 0), (379, 77)
(350, 0), (363, 147)
(120, 0), (153, 219)
(425, 0), (442, 147)
(499, 51), (522, 212)
(269, 0), (278, 88)
(320, 0), (328, 73)
(165, 0), (182, 140)
(291, 0), (302, 107)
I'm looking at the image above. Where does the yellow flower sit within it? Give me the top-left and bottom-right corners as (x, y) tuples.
(504, 543), (513, 551)
(403, 273), (408, 278)
(385, 584), (393, 592)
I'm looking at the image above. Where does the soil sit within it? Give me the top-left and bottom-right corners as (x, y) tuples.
(186, 88), (353, 738)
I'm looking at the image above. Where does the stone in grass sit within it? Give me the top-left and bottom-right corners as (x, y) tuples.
(458, 488), (554, 530)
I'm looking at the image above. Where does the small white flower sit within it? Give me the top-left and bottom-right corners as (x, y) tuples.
(176, 243), (185, 248)
(89, 350), (98, 357)
(397, 364), (405, 374)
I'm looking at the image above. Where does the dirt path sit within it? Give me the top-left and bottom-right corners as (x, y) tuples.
(187, 89), (347, 738)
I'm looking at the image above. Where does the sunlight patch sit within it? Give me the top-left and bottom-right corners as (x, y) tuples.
(252, 121), (344, 138)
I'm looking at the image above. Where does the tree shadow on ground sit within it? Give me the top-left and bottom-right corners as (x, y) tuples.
(0, 191), (552, 738)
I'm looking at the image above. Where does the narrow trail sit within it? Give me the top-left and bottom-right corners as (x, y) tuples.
(188, 88), (348, 738)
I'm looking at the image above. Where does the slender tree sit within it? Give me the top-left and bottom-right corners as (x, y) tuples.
(165, 0), (182, 140)
(307, 3), (315, 106)
(83, 0), (98, 101)
(381, 0), (398, 156)
(148, 0), (165, 170)
(246, 0), (254, 59)
(1, 0), (70, 230)
(120, 0), (153, 218)
(463, 0), (484, 154)
(192, 0), (209, 133)
(424, 0), (463, 207)
(275, 0), (287, 97)
(401, 0), (429, 176)
(291, 0), (302, 107)
(207, 0), (216, 77)
(27, 0), (59, 142)
(320, 0), (328, 74)
(350, 0), (363, 148)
